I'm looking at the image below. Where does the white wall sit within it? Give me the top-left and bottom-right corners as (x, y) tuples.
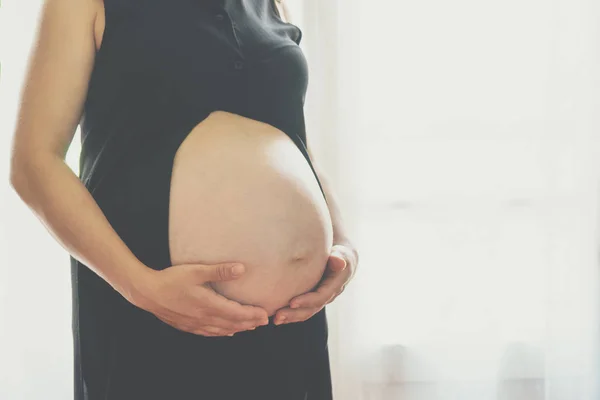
(1, 2), (80, 399)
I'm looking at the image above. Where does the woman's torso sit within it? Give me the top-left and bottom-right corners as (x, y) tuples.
(169, 111), (333, 315)
(85, 0), (333, 315)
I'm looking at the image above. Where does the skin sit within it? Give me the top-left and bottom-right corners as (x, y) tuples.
(169, 111), (334, 317)
(273, 147), (360, 326)
(9, 0), (359, 337)
(272, 0), (360, 325)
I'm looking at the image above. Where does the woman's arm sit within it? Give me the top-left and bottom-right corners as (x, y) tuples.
(10, 0), (268, 336)
(9, 0), (150, 303)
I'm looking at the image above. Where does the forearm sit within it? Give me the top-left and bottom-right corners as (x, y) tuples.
(10, 152), (151, 303)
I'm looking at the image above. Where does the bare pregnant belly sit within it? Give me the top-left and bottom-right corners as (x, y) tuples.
(168, 111), (334, 316)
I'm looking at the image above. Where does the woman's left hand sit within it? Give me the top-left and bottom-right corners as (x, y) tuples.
(273, 243), (359, 325)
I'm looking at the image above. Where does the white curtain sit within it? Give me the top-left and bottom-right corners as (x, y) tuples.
(2, 1), (600, 399)
(299, 0), (600, 399)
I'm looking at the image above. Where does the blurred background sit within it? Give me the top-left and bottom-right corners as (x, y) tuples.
(2, 0), (600, 399)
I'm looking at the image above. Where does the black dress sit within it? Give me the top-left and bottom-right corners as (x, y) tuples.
(71, 0), (332, 399)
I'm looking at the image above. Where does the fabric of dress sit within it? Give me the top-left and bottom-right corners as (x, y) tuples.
(71, 0), (332, 399)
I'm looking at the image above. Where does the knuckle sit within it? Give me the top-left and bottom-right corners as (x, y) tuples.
(217, 266), (228, 281)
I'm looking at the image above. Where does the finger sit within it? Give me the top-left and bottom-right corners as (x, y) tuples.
(192, 328), (219, 337)
(155, 315), (196, 333)
(204, 291), (269, 325)
(197, 326), (237, 337)
(203, 316), (259, 332)
(274, 307), (320, 325)
(155, 312), (237, 335)
(290, 264), (350, 309)
(326, 292), (341, 304)
(194, 263), (246, 283)
(321, 262), (351, 286)
(327, 252), (347, 273)
(200, 325), (234, 337)
(289, 290), (332, 309)
(323, 285), (346, 305)
(288, 274), (345, 309)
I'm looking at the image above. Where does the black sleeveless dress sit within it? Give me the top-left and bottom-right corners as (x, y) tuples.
(71, 0), (332, 399)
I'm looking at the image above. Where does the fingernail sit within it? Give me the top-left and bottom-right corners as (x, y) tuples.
(291, 302), (300, 309)
(276, 316), (286, 325)
(231, 264), (245, 276)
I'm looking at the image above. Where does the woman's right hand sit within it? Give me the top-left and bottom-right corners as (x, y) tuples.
(132, 262), (270, 337)
(5, 0), (267, 340)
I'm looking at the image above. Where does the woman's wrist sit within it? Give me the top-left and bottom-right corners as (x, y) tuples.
(112, 259), (158, 310)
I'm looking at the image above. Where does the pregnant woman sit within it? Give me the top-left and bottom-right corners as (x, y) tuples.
(9, 0), (359, 399)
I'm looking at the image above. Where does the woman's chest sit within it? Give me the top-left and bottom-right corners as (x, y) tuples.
(90, 0), (305, 109)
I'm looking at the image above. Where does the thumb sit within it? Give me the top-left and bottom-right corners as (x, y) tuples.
(194, 263), (246, 283)
(328, 251), (347, 272)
